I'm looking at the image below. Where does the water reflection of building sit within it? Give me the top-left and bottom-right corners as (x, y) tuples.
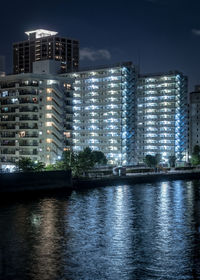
(30, 199), (66, 280)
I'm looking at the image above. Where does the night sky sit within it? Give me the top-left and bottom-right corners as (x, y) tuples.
(1, 0), (200, 90)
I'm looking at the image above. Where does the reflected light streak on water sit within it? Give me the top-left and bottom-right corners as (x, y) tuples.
(0, 180), (200, 280)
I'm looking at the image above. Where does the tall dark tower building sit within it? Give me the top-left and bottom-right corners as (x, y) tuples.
(13, 29), (79, 74)
(0, 56), (5, 76)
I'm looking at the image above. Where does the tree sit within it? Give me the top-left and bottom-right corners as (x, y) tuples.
(168, 155), (176, 168)
(18, 158), (35, 172)
(144, 154), (161, 168)
(92, 151), (107, 166)
(191, 145), (200, 166)
(34, 161), (45, 171)
(60, 148), (108, 177)
(155, 154), (161, 165)
(45, 164), (57, 171)
(193, 145), (200, 154)
(144, 155), (157, 167)
(17, 157), (45, 172)
(62, 150), (78, 171)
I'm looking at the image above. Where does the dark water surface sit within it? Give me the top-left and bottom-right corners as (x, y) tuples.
(0, 180), (200, 280)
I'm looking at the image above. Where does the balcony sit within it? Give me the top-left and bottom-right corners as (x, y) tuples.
(22, 133), (38, 138)
(19, 91), (38, 96)
(19, 117), (38, 121)
(0, 133), (16, 138)
(0, 125), (16, 130)
(0, 109), (16, 114)
(0, 117), (16, 122)
(19, 143), (38, 147)
(1, 150), (16, 155)
(19, 100), (38, 104)
(19, 125), (38, 129)
(0, 157), (16, 163)
(19, 150), (38, 155)
(0, 141), (15, 146)
(19, 107), (38, 112)
(19, 81), (39, 87)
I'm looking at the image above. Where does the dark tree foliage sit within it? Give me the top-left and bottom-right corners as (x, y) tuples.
(18, 158), (45, 172)
(144, 154), (161, 167)
(168, 156), (176, 167)
(191, 145), (200, 166)
(58, 148), (108, 177)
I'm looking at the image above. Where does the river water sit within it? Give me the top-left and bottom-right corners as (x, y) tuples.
(0, 180), (200, 280)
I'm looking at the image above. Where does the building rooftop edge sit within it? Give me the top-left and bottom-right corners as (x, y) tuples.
(13, 37), (79, 45)
(0, 72), (72, 81)
(139, 71), (186, 78)
(65, 61), (134, 73)
(25, 29), (58, 38)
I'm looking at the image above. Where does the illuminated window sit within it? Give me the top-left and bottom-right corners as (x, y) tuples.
(46, 139), (52, 143)
(46, 105), (52, 110)
(19, 131), (26, 137)
(46, 88), (52, 93)
(64, 132), (71, 138)
(46, 114), (52, 118)
(11, 98), (18, 103)
(64, 83), (71, 90)
(46, 122), (52, 127)
(47, 80), (57, 85)
(47, 97), (52, 101)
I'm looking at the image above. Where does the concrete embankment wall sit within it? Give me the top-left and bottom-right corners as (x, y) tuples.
(73, 171), (200, 189)
(1, 170), (200, 194)
(0, 170), (72, 194)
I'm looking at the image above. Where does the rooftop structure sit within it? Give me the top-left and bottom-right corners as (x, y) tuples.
(25, 29), (58, 39)
(13, 30), (79, 74)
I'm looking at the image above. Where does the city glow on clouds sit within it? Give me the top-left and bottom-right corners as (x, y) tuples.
(192, 29), (200, 36)
(80, 48), (111, 61)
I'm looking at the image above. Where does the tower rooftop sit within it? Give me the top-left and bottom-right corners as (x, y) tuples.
(25, 29), (58, 39)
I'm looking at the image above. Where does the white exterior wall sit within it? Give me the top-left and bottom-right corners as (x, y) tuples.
(0, 73), (73, 171)
(65, 63), (136, 165)
(189, 91), (200, 155)
(135, 72), (188, 164)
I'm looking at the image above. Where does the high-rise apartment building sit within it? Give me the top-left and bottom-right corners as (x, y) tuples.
(13, 29), (79, 74)
(0, 56), (5, 76)
(0, 63), (73, 171)
(189, 85), (200, 155)
(135, 72), (188, 164)
(62, 62), (136, 165)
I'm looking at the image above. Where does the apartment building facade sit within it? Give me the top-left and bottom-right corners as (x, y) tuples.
(62, 62), (136, 165)
(0, 70), (73, 171)
(135, 72), (188, 164)
(189, 85), (200, 155)
(13, 29), (79, 74)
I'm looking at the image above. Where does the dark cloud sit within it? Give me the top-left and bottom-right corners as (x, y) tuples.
(80, 48), (111, 61)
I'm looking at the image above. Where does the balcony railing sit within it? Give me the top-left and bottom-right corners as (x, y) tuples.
(19, 151), (38, 155)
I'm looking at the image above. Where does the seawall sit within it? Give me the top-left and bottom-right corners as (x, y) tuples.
(1, 170), (200, 195)
(73, 170), (200, 189)
(0, 170), (72, 194)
